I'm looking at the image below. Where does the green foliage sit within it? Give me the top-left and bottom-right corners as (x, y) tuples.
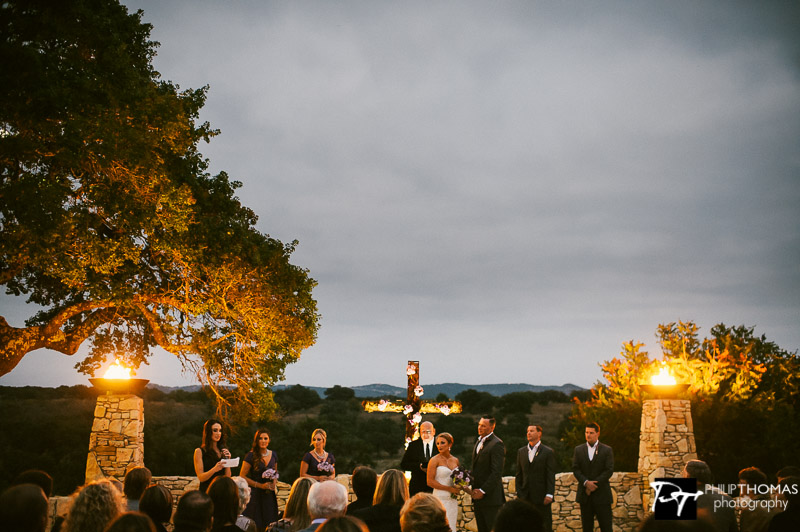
(433, 413), (480, 459)
(0, 0), (319, 422)
(275, 385), (322, 413)
(324, 385), (356, 402)
(561, 321), (800, 482)
(455, 389), (497, 414)
(0, 385), (578, 493)
(0, 387), (95, 495)
(496, 391), (537, 417)
(144, 396), (216, 477)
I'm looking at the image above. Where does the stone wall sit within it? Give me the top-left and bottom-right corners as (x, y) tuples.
(86, 394), (145, 483)
(550, 472), (645, 532)
(637, 398), (696, 512)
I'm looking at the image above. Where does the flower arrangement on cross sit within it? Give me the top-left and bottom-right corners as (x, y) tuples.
(362, 360), (463, 446)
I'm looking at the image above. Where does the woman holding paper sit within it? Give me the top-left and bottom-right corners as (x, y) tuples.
(240, 428), (279, 529)
(194, 419), (232, 492)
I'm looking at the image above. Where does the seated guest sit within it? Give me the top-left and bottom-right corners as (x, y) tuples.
(0, 483), (49, 532)
(399, 493), (451, 532)
(104, 512), (157, 532)
(174, 490), (214, 532)
(347, 467), (377, 515)
(208, 477), (244, 532)
(11, 470), (60, 532)
(493, 499), (543, 532)
(768, 476), (800, 532)
(738, 467), (777, 532)
(353, 469), (408, 532)
(317, 516), (369, 532)
(124, 467), (152, 511)
(231, 477), (257, 532)
(12, 470), (53, 498)
(267, 477), (316, 532)
(139, 484), (173, 532)
(299, 480), (348, 532)
(63, 479), (125, 532)
(776, 467), (800, 483)
(683, 460), (737, 532)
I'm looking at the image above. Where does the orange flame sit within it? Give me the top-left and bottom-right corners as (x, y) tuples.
(103, 360), (132, 380)
(651, 365), (676, 385)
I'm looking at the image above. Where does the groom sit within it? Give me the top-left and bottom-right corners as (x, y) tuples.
(471, 416), (505, 532)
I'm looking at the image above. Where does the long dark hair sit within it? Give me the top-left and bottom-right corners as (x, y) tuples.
(208, 477), (239, 530)
(201, 419), (226, 452)
(249, 428), (271, 468)
(139, 484), (173, 524)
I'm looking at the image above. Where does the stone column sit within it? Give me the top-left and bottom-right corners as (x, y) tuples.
(86, 394), (145, 483)
(637, 398), (696, 511)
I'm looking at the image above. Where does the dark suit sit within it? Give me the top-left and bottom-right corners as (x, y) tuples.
(400, 438), (438, 496)
(516, 443), (557, 532)
(471, 433), (506, 532)
(572, 442), (614, 532)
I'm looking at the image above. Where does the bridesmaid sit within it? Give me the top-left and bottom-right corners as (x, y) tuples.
(300, 428), (336, 481)
(240, 429), (279, 530)
(194, 419), (232, 493)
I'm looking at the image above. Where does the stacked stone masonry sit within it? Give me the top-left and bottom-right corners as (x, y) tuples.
(637, 399), (697, 512)
(85, 395), (145, 483)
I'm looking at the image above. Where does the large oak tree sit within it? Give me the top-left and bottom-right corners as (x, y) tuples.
(0, 0), (319, 420)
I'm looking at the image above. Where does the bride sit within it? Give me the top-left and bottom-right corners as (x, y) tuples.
(426, 432), (461, 532)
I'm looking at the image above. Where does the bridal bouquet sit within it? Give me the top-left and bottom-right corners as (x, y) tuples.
(450, 466), (474, 499)
(261, 468), (279, 481)
(317, 461), (334, 475)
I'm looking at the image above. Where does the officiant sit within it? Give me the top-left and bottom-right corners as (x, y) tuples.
(401, 421), (438, 495)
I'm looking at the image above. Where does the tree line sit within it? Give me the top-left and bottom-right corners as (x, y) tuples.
(0, 384), (577, 496)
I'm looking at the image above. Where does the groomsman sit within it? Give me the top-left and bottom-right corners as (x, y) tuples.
(572, 422), (614, 532)
(401, 421), (438, 495)
(471, 416), (506, 532)
(515, 424), (557, 532)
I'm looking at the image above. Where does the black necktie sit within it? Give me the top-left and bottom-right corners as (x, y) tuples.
(425, 443), (430, 459)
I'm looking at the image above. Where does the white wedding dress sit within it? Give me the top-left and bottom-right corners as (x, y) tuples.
(432, 465), (458, 532)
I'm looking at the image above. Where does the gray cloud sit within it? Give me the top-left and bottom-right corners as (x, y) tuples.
(2, 0), (798, 390)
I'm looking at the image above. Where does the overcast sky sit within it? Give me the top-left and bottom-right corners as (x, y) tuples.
(2, 0), (799, 391)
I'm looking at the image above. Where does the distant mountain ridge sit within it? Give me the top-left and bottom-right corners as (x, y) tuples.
(274, 382), (586, 398)
(147, 382), (585, 397)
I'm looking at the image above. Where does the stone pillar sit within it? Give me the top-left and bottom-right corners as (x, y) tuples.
(86, 394), (145, 483)
(637, 398), (696, 511)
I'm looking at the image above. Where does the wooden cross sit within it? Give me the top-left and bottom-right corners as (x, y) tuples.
(362, 360), (462, 445)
